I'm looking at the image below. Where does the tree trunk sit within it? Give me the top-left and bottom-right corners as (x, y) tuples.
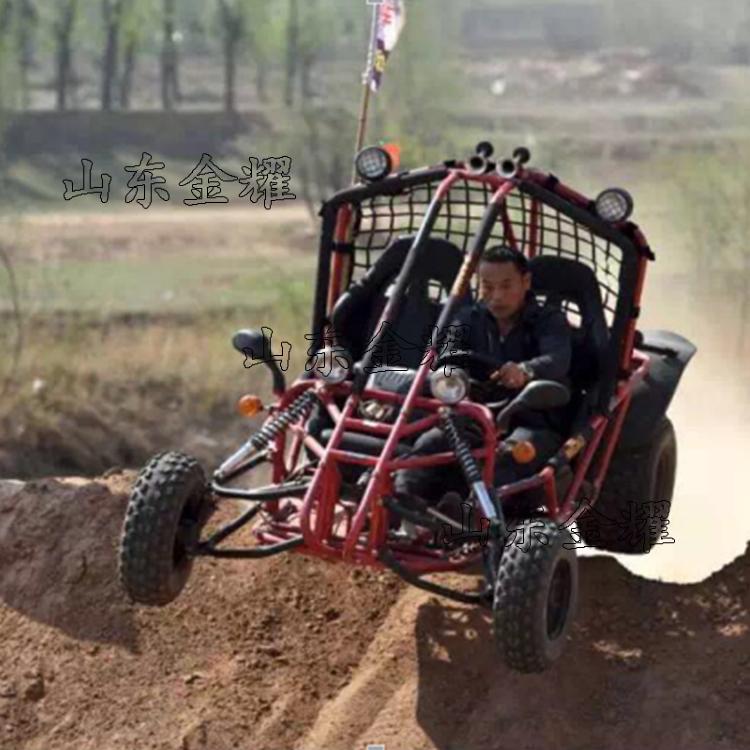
(118, 36), (136, 109)
(172, 40), (181, 102)
(101, 0), (123, 111)
(0, 1), (12, 99)
(298, 0), (318, 101)
(218, 0), (241, 113)
(55, 0), (78, 111)
(285, 0), (299, 106)
(17, 0), (36, 109)
(160, 0), (177, 110)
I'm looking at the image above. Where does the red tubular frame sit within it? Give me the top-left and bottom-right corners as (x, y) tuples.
(243, 165), (652, 574)
(326, 204), (353, 314)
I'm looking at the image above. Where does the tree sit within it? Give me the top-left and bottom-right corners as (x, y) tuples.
(291, 104), (356, 219)
(214, 0), (286, 110)
(53, 0), (79, 111)
(284, 0), (299, 106)
(0, 1), (24, 403)
(160, 0), (180, 110)
(15, 0), (36, 109)
(0, 0), (16, 110)
(283, 0), (350, 106)
(100, 0), (123, 111)
(217, 0), (244, 112)
(115, 0), (151, 109)
(297, 0), (318, 100)
(244, 0), (283, 104)
(0, 0), (19, 176)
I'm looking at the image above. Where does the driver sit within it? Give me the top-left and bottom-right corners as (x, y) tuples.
(392, 244), (573, 520)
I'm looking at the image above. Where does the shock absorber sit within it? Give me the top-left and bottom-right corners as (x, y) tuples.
(215, 389), (319, 481)
(439, 409), (505, 536)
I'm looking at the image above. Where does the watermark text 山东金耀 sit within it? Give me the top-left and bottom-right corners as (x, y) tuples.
(62, 152), (296, 210)
(436, 499), (675, 552)
(238, 321), (474, 377)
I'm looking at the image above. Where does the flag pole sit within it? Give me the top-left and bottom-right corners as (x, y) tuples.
(352, 3), (380, 182)
(334, 4), (379, 310)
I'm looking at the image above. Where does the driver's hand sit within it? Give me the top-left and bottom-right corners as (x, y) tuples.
(490, 362), (529, 389)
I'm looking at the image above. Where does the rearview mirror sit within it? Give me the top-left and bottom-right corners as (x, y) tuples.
(232, 328), (273, 361)
(232, 327), (286, 393)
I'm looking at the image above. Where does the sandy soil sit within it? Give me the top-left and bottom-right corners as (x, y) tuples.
(0, 473), (748, 750)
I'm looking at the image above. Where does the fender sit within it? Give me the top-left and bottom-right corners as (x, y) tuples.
(618, 329), (697, 450)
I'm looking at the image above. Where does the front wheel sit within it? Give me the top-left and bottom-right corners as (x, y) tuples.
(119, 451), (211, 606)
(493, 518), (579, 673)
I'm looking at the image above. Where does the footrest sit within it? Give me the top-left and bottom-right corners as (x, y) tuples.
(382, 495), (443, 533)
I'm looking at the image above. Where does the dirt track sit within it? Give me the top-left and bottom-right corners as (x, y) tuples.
(1, 474), (748, 750)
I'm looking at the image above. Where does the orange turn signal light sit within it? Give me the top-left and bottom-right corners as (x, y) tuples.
(237, 394), (264, 417)
(381, 142), (401, 172)
(511, 440), (537, 464)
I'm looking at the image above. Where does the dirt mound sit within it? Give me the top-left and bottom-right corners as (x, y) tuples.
(0, 376), (250, 480)
(1, 476), (748, 750)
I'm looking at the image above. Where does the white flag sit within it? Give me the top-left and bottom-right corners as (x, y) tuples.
(367, 0), (406, 93)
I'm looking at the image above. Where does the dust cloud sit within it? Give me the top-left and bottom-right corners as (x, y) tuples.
(588, 271), (750, 583)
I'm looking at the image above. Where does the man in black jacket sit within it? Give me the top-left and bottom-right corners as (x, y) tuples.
(392, 244), (572, 513)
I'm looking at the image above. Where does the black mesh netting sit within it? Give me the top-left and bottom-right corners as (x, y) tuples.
(350, 177), (624, 327)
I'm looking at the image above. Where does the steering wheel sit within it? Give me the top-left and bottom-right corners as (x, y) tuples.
(433, 350), (516, 405)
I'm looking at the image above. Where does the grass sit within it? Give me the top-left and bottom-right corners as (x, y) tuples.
(11, 252), (314, 315)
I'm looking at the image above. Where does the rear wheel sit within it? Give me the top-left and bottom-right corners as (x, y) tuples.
(580, 417), (676, 553)
(119, 451), (211, 606)
(493, 518), (579, 673)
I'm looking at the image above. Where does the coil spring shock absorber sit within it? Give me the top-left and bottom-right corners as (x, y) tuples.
(215, 389), (319, 481)
(439, 408), (506, 590)
(438, 408), (505, 536)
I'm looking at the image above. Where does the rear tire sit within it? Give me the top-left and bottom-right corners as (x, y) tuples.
(580, 417), (676, 553)
(493, 518), (578, 673)
(119, 451), (211, 606)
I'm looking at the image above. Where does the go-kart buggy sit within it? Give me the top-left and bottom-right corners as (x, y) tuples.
(118, 142), (696, 673)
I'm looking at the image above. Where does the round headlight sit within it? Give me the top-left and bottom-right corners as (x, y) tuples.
(354, 146), (392, 182)
(313, 347), (352, 385)
(429, 367), (469, 405)
(595, 188), (634, 223)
